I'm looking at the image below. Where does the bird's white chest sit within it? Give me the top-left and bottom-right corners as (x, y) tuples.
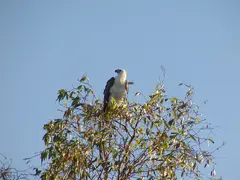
(110, 84), (126, 102)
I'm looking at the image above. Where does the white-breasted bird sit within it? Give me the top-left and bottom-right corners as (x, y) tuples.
(103, 69), (129, 112)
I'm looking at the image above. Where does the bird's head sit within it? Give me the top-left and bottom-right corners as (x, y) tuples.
(114, 69), (127, 83)
(115, 69), (126, 75)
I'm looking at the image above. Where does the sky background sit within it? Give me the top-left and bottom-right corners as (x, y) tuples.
(1, 0), (239, 179)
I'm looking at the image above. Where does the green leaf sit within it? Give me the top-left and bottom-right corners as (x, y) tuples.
(190, 134), (196, 141)
(34, 168), (41, 176)
(135, 92), (141, 96)
(168, 119), (174, 126)
(72, 97), (80, 107)
(113, 150), (118, 159)
(56, 89), (68, 102)
(80, 75), (87, 82)
(208, 138), (214, 144)
(195, 118), (201, 123)
(155, 119), (162, 127)
(164, 120), (170, 129)
(170, 97), (178, 103)
(42, 134), (50, 146)
(146, 128), (150, 135)
(181, 170), (185, 177)
(41, 150), (48, 163)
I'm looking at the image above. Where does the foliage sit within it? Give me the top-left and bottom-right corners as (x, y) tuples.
(0, 153), (36, 180)
(39, 75), (222, 180)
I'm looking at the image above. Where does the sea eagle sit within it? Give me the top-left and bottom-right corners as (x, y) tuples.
(103, 69), (128, 112)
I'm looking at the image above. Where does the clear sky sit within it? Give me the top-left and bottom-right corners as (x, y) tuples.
(1, 0), (239, 179)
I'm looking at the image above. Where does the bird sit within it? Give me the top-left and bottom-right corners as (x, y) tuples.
(103, 69), (129, 112)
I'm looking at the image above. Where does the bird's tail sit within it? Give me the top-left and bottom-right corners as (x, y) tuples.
(103, 101), (108, 112)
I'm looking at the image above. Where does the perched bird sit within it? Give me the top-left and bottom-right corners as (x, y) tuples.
(103, 69), (128, 112)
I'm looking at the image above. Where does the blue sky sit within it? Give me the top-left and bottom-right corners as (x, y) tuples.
(1, 0), (239, 179)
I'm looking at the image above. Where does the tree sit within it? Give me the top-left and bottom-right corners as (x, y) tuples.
(39, 74), (223, 180)
(0, 153), (36, 180)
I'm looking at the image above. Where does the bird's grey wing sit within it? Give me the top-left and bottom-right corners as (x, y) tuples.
(104, 77), (115, 95)
(103, 77), (115, 111)
(125, 80), (129, 94)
